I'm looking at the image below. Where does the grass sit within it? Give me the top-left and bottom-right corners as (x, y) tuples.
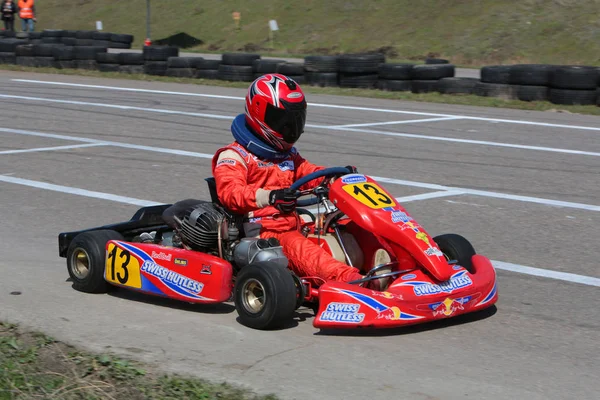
(35, 1), (600, 66)
(0, 321), (277, 400)
(1, 64), (599, 116)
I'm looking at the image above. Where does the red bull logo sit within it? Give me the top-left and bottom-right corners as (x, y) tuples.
(376, 306), (402, 321)
(430, 296), (471, 317)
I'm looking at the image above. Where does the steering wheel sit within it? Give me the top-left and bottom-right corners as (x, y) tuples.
(291, 167), (353, 207)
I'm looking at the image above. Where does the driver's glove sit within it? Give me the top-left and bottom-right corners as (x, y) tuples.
(268, 188), (297, 214)
(345, 165), (358, 173)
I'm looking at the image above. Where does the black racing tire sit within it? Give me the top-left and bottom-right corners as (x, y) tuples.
(480, 65), (512, 84)
(548, 88), (597, 106)
(378, 63), (414, 80)
(75, 30), (95, 40)
(66, 230), (124, 293)
(411, 79), (439, 93)
(143, 45), (179, 61)
(221, 52), (260, 66)
(34, 57), (55, 68)
(252, 58), (285, 73)
(61, 37), (77, 46)
(437, 77), (479, 95)
(167, 56), (204, 68)
(474, 82), (516, 99)
(15, 32), (29, 39)
(144, 61), (168, 76)
(97, 63), (120, 72)
(433, 233), (476, 274)
(286, 75), (306, 85)
(515, 85), (548, 102)
(0, 39), (22, 52)
(305, 71), (338, 87)
(195, 69), (220, 80)
(53, 46), (75, 61)
(339, 73), (378, 88)
(509, 64), (554, 86)
(376, 79), (411, 92)
(549, 66), (599, 90)
(197, 59), (221, 70)
(75, 39), (95, 47)
(338, 53), (385, 74)
(234, 261), (297, 330)
(76, 60), (98, 70)
(165, 67), (196, 78)
(33, 44), (61, 57)
(118, 64), (144, 74)
(218, 64), (254, 81)
(92, 31), (112, 41)
(276, 62), (304, 76)
(92, 40), (111, 48)
(74, 46), (106, 60)
(16, 56), (36, 67)
(28, 32), (42, 40)
(111, 33), (134, 44)
(0, 52), (16, 64)
(41, 29), (64, 38)
(108, 41), (131, 49)
(63, 30), (78, 38)
(291, 273), (306, 310)
(426, 58), (449, 64)
(96, 52), (120, 64)
(41, 37), (62, 44)
(411, 64), (455, 80)
(303, 55), (339, 73)
(118, 52), (144, 65)
(15, 44), (34, 57)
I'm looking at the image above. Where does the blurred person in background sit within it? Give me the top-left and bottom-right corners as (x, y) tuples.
(1, 0), (17, 31)
(17, 0), (35, 32)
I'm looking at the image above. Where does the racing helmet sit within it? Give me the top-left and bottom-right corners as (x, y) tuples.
(245, 73), (307, 152)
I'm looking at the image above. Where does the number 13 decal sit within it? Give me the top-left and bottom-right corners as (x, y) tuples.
(343, 182), (396, 209)
(105, 243), (142, 288)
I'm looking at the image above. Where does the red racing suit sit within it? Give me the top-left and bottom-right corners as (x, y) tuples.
(212, 141), (363, 282)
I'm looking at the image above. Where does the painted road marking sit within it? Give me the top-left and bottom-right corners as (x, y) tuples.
(1, 174), (598, 288)
(1, 94), (599, 158)
(2, 126), (599, 212)
(13, 79), (600, 132)
(0, 143), (105, 155)
(326, 117), (463, 128)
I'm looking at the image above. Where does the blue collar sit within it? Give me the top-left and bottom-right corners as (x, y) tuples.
(230, 114), (293, 161)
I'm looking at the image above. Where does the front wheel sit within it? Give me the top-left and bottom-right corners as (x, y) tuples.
(433, 233), (476, 273)
(234, 261), (297, 330)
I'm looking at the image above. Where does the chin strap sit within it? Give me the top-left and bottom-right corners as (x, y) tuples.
(230, 114), (292, 161)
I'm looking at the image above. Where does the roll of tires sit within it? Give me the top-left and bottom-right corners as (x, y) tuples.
(509, 64), (554, 86)
(143, 45), (179, 61)
(549, 66), (599, 90)
(75, 39), (95, 47)
(63, 30), (78, 38)
(481, 65), (512, 84)
(96, 52), (120, 64)
(41, 29), (64, 38)
(119, 52), (144, 65)
(378, 63), (414, 80)
(74, 46), (106, 60)
(0, 39), (22, 52)
(56, 60), (76, 69)
(197, 59), (221, 70)
(437, 77), (479, 95)
(411, 80), (440, 93)
(111, 33), (134, 44)
(92, 40), (111, 48)
(218, 64), (254, 81)
(305, 72), (338, 87)
(0, 52), (16, 64)
(144, 61), (169, 76)
(515, 85), (548, 102)
(33, 44), (61, 57)
(75, 30), (95, 40)
(34, 56), (55, 68)
(108, 41), (131, 49)
(15, 44), (34, 57)
(61, 37), (77, 46)
(339, 73), (378, 88)
(97, 63), (120, 73)
(53, 46), (75, 61)
(75, 60), (98, 70)
(597, 89), (600, 106)
(474, 82), (516, 99)
(30, 39), (42, 45)
(376, 79), (411, 92)
(411, 64), (455, 80)
(16, 56), (35, 67)
(221, 52), (260, 66)
(548, 88), (597, 105)
(118, 65), (144, 74)
(338, 53), (385, 74)
(28, 32), (42, 39)
(167, 56), (204, 68)
(92, 31), (112, 41)
(253, 58), (285, 73)
(276, 62), (304, 76)
(165, 68), (196, 78)
(286, 75), (306, 85)
(195, 69), (220, 80)
(41, 37), (61, 44)
(304, 55), (339, 73)
(426, 58), (449, 64)
(15, 32), (29, 39)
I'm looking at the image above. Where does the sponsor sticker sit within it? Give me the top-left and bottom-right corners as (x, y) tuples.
(174, 258), (187, 266)
(429, 296), (472, 317)
(319, 302), (365, 323)
(152, 251), (172, 261)
(216, 159), (236, 167)
(201, 264), (212, 275)
(401, 273), (417, 280)
(287, 92), (302, 99)
(424, 247), (444, 257)
(277, 160), (294, 171)
(341, 174), (367, 184)
(141, 260), (204, 295)
(411, 271), (473, 296)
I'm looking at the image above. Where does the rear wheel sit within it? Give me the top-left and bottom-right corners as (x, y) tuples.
(433, 233), (476, 273)
(234, 261), (297, 329)
(66, 230), (124, 293)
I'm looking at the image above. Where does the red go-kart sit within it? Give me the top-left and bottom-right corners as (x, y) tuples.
(58, 167), (497, 330)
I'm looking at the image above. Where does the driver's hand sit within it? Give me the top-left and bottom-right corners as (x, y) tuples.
(268, 188), (297, 213)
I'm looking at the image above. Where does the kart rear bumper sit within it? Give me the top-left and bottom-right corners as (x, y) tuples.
(313, 255), (498, 329)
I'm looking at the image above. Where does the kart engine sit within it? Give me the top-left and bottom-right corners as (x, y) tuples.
(178, 202), (225, 252)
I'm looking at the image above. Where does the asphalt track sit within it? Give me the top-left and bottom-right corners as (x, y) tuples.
(1, 70), (599, 400)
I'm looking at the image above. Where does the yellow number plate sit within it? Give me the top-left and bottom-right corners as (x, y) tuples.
(105, 243), (142, 289)
(342, 182), (396, 209)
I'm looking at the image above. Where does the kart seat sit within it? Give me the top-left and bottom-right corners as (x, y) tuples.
(205, 177), (221, 206)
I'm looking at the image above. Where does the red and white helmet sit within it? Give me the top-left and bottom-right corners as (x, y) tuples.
(245, 73), (307, 152)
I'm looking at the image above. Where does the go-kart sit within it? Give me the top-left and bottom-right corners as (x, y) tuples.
(58, 167), (497, 330)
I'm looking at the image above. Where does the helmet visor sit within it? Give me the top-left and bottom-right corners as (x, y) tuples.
(264, 99), (307, 144)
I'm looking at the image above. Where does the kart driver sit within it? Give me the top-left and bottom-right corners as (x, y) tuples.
(212, 73), (390, 286)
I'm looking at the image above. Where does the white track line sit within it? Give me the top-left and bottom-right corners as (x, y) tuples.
(1, 173), (597, 287)
(326, 117), (463, 129)
(2, 126), (599, 212)
(0, 175), (161, 206)
(0, 143), (105, 155)
(391, 189), (465, 202)
(1, 94), (599, 158)
(13, 79), (600, 132)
